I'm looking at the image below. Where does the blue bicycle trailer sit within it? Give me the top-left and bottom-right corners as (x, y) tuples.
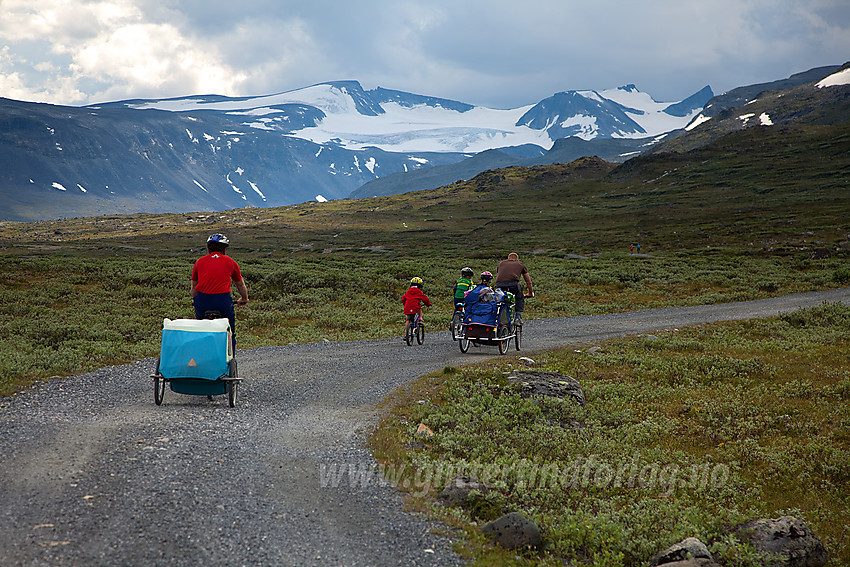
(457, 287), (521, 354)
(151, 318), (240, 407)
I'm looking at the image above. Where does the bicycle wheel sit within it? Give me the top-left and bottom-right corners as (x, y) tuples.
(416, 319), (425, 345)
(228, 381), (238, 408)
(154, 376), (165, 405)
(404, 320), (414, 346)
(228, 359), (238, 408)
(153, 358), (165, 405)
(459, 326), (470, 353)
(497, 324), (510, 354)
(450, 311), (463, 340)
(514, 323), (522, 351)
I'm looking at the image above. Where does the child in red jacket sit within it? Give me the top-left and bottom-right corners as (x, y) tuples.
(402, 277), (431, 328)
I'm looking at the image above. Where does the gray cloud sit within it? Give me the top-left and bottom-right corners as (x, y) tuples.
(0, 0), (847, 108)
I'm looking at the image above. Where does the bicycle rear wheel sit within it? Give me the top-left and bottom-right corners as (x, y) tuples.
(416, 319), (425, 345)
(450, 311), (463, 340)
(404, 320), (414, 346)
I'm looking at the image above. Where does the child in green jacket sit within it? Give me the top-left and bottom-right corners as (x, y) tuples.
(453, 267), (475, 310)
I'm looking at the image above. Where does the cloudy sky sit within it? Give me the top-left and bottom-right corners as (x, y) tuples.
(1, 0), (848, 109)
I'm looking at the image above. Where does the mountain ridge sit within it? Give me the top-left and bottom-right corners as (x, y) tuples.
(0, 79), (709, 222)
(1, 64), (845, 222)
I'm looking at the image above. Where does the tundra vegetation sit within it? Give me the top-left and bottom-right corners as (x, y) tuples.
(371, 302), (850, 565)
(0, 121), (848, 564)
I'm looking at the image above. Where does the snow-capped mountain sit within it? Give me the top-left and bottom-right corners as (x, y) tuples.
(0, 80), (714, 222)
(110, 80), (710, 152)
(516, 84), (711, 141)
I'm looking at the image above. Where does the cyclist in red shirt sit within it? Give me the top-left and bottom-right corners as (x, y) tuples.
(191, 234), (249, 348)
(402, 277), (431, 328)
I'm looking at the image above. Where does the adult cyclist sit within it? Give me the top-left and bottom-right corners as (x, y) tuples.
(495, 252), (533, 324)
(191, 234), (249, 348)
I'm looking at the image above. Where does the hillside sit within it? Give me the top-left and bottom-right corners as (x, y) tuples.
(350, 136), (652, 199)
(652, 62), (850, 154)
(353, 64), (850, 199)
(2, 119), (848, 259)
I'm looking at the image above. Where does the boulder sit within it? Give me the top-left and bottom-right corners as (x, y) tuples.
(481, 512), (542, 550)
(438, 475), (489, 508)
(506, 371), (586, 406)
(650, 537), (717, 566)
(733, 516), (827, 567)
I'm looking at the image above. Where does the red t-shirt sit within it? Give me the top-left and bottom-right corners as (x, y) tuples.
(192, 253), (243, 294)
(401, 286), (431, 315)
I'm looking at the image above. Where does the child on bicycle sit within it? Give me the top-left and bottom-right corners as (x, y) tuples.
(402, 277), (431, 328)
(453, 267), (475, 311)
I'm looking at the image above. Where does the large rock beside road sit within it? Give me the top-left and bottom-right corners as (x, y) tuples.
(506, 370), (586, 406)
(733, 516), (827, 567)
(481, 512), (542, 550)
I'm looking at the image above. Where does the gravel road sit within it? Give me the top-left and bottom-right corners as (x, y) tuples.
(2, 287), (849, 566)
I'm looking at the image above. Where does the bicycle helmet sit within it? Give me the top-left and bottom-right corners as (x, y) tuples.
(207, 233), (230, 246)
(461, 267), (473, 278)
(410, 276), (423, 288)
(480, 271), (493, 282)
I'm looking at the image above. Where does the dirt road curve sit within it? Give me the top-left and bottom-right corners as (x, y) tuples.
(2, 288), (848, 566)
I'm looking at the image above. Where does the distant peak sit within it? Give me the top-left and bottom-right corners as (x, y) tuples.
(618, 84), (639, 92)
(323, 80), (365, 92)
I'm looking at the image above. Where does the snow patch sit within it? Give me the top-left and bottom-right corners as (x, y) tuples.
(364, 157), (377, 174)
(235, 167), (244, 175)
(817, 68), (850, 88)
(558, 114), (598, 140)
(52, 182), (67, 191)
(759, 113), (773, 126)
(226, 173), (246, 200)
(193, 179), (208, 193)
(247, 180), (266, 201)
(76, 184), (87, 193)
(685, 114), (711, 131)
(316, 195), (328, 202)
(738, 113), (756, 125)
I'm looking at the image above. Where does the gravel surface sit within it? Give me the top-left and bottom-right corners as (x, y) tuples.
(2, 287), (848, 566)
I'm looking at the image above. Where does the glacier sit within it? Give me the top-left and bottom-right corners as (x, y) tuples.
(120, 81), (707, 154)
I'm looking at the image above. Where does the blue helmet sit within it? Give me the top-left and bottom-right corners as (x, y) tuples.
(207, 233), (230, 246)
